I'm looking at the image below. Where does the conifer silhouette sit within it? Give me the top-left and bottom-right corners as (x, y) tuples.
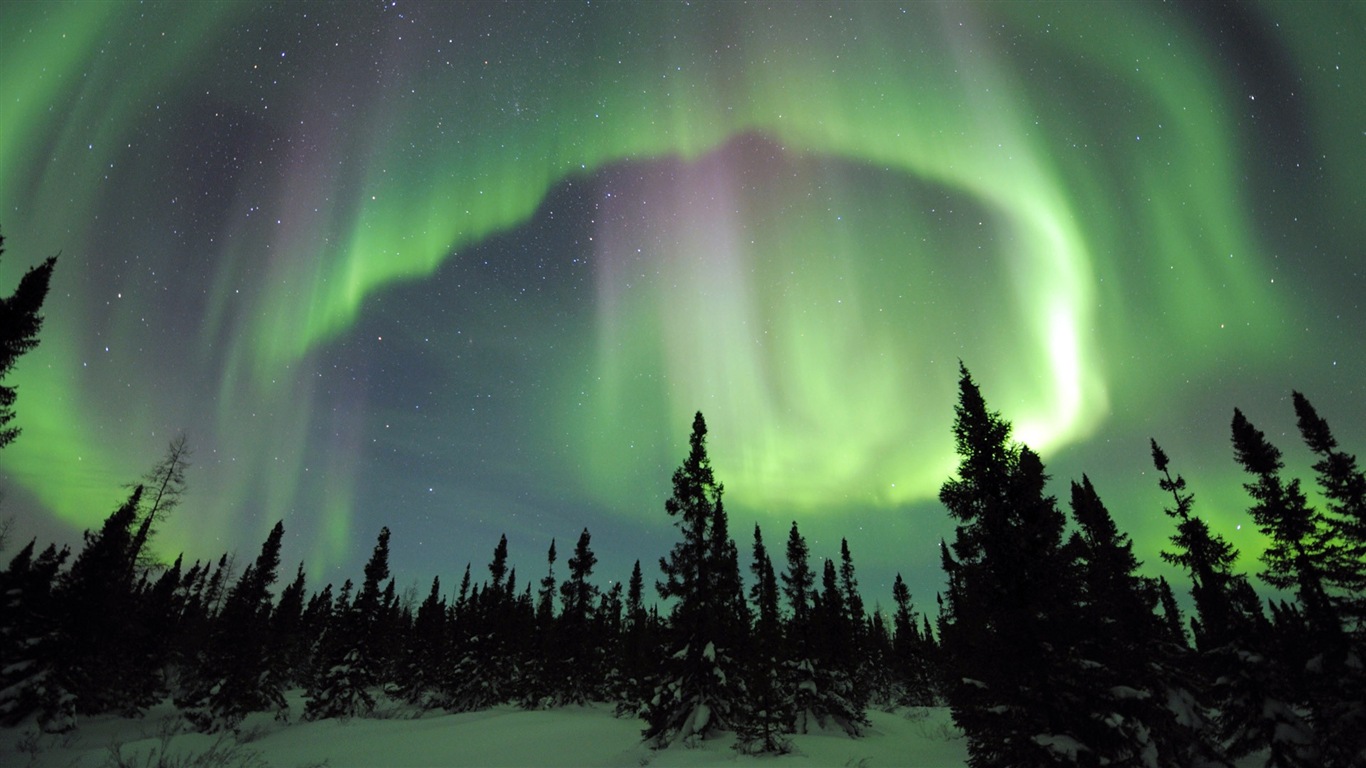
(938, 364), (1089, 766)
(0, 229), (58, 451)
(644, 412), (746, 746)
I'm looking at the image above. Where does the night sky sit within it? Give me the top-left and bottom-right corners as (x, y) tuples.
(2, 1), (1362, 608)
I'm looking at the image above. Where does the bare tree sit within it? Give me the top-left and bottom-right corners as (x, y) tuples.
(126, 433), (192, 573)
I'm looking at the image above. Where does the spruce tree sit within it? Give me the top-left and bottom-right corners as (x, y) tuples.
(937, 364), (1090, 766)
(360, 532), (397, 683)
(510, 577), (538, 698)
(119, 556), (183, 711)
(47, 487), (145, 727)
(1068, 476), (1214, 766)
(1070, 476), (1158, 643)
(521, 539), (558, 706)
(0, 229), (58, 451)
(1292, 391), (1366, 629)
(304, 527), (392, 720)
(615, 559), (655, 717)
(180, 521), (287, 731)
(810, 556), (867, 734)
(536, 539), (557, 629)
(0, 541), (70, 725)
(176, 558), (215, 667)
(489, 534), (509, 591)
(734, 524), (792, 754)
(1289, 393), (1366, 767)
(1236, 405), (1366, 767)
(1156, 576), (1188, 647)
(200, 553), (234, 620)
(838, 539), (866, 659)
(1151, 439), (1251, 651)
(781, 521), (815, 630)
(781, 521), (822, 733)
(862, 606), (899, 708)
(393, 576), (446, 707)
(836, 539), (870, 719)
(556, 528), (600, 704)
(270, 563), (310, 688)
(297, 581), (334, 692)
(441, 537), (520, 712)
(1232, 409), (1339, 642)
(891, 573), (935, 705)
(455, 564), (472, 613)
(595, 580), (625, 700)
(1152, 439), (1295, 764)
(707, 497), (750, 665)
(644, 411), (744, 746)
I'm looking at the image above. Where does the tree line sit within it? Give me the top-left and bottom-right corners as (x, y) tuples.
(0, 414), (937, 749)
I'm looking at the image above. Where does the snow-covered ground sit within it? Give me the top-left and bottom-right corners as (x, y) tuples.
(3, 693), (970, 767)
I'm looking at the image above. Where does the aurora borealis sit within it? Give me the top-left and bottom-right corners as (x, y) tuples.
(1, 1), (1362, 602)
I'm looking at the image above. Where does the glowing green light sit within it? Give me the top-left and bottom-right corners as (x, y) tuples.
(1, 1), (1331, 581)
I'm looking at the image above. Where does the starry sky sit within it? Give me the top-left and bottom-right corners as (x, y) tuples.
(1, 1), (1362, 608)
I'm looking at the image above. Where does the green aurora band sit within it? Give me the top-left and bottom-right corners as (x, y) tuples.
(1, 2), (1362, 586)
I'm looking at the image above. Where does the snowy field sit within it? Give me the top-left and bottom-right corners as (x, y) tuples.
(3, 692), (971, 767)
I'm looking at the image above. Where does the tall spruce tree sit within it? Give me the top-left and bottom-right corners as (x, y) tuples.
(1151, 439), (1253, 651)
(304, 527), (392, 720)
(838, 539), (866, 659)
(557, 528), (600, 704)
(0, 541), (70, 725)
(393, 575), (446, 707)
(199, 553), (235, 621)
(890, 573), (935, 705)
(270, 563), (310, 688)
(615, 559), (655, 717)
(781, 521), (815, 632)
(811, 556), (868, 734)
(1235, 405), (1366, 767)
(938, 364), (1090, 766)
(1290, 392), (1366, 767)
(781, 521), (822, 732)
(1068, 476), (1216, 766)
(1292, 391), (1366, 629)
(180, 521), (287, 731)
(523, 538), (558, 705)
(296, 580), (334, 693)
(46, 487), (148, 728)
(0, 229), (58, 451)
(644, 411), (744, 746)
(595, 580), (625, 700)
(441, 536), (521, 712)
(1232, 409), (1339, 642)
(862, 605), (899, 708)
(734, 524), (792, 754)
(1151, 439), (1302, 764)
(836, 540), (870, 718)
(536, 539), (557, 629)
(121, 554), (184, 710)
(1156, 576), (1188, 647)
(707, 496), (750, 666)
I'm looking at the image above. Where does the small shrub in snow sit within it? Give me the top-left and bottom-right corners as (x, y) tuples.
(100, 731), (268, 768)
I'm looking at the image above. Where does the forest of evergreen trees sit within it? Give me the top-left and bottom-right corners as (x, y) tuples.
(0, 414), (938, 751)
(2, 231), (1365, 767)
(936, 366), (1365, 767)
